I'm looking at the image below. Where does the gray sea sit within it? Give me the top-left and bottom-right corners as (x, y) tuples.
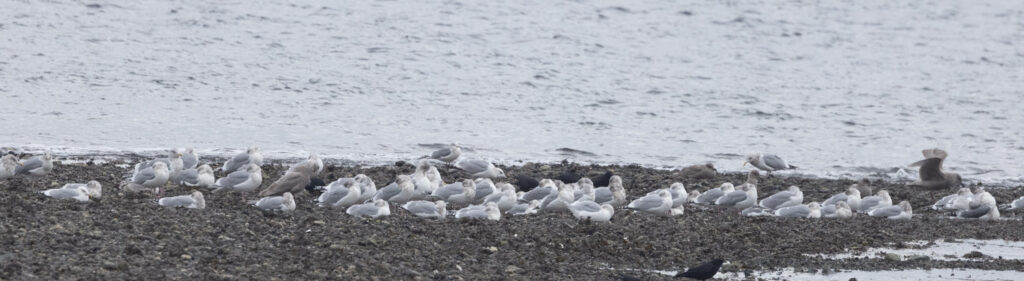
(1, 0), (1022, 185)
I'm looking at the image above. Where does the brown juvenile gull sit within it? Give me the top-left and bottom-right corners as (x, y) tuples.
(679, 163), (717, 179)
(258, 164), (315, 197)
(852, 178), (873, 196)
(906, 148), (962, 190)
(288, 152), (323, 175)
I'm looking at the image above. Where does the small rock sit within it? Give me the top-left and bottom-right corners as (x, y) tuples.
(505, 265), (522, 273)
(180, 254), (192, 260)
(540, 165), (551, 171)
(884, 253), (901, 261)
(330, 244), (344, 250)
(313, 220), (325, 225)
(963, 251), (987, 259)
(482, 246), (498, 254)
(906, 255), (930, 261)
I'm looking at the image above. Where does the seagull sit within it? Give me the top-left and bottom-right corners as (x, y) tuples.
(569, 201), (614, 222)
(675, 258), (725, 280)
(695, 183), (734, 204)
(176, 164), (215, 188)
(483, 183), (517, 212)
(868, 200), (912, 219)
(212, 163), (263, 200)
(759, 185), (803, 210)
(59, 180), (102, 199)
(402, 200), (448, 218)
(1009, 196), (1024, 210)
(945, 188), (975, 212)
(507, 200), (541, 216)
(646, 182), (688, 208)
(594, 176), (627, 207)
(288, 152), (323, 175)
(42, 185), (93, 202)
(456, 159), (506, 179)
(1, 154), (22, 180)
(852, 178), (873, 196)
(858, 190), (892, 213)
(158, 191), (206, 209)
(454, 202), (501, 221)
(473, 178), (497, 203)
(744, 152), (796, 174)
(906, 148), (962, 190)
(680, 163), (717, 179)
(716, 182), (757, 210)
(221, 146), (263, 173)
(435, 179), (476, 205)
(15, 151), (53, 177)
(686, 190), (701, 203)
(128, 162), (170, 193)
(373, 175), (416, 204)
(826, 201), (853, 218)
(181, 147), (199, 169)
(317, 180), (362, 209)
(258, 163), (315, 197)
(627, 189), (673, 216)
(541, 185), (575, 212)
(346, 199), (391, 218)
(520, 179), (556, 203)
(932, 188), (965, 210)
(958, 188), (999, 220)
(134, 149), (183, 183)
(253, 192), (296, 212)
(429, 143), (462, 164)
(823, 187), (861, 211)
(774, 202), (822, 218)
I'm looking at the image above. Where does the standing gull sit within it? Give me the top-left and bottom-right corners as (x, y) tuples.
(259, 163), (315, 197)
(158, 191), (206, 209)
(627, 189), (673, 216)
(858, 190), (892, 213)
(456, 159), (506, 179)
(347, 200), (391, 218)
(744, 152), (796, 174)
(1, 154), (21, 180)
(868, 200), (912, 219)
(253, 192), (296, 212)
(906, 148), (962, 190)
(429, 143), (462, 164)
(15, 151), (53, 177)
(212, 163), (263, 200)
(402, 200), (448, 218)
(759, 186), (804, 210)
(221, 146), (263, 173)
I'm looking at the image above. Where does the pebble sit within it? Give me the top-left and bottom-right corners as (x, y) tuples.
(884, 253), (901, 261)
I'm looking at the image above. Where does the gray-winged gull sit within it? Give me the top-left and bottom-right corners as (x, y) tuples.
(456, 159), (506, 179)
(774, 202), (821, 218)
(473, 178), (497, 203)
(42, 185), (92, 202)
(15, 151), (53, 177)
(686, 190), (700, 203)
(695, 183), (734, 204)
(906, 148), (962, 190)
(181, 147), (199, 169)
(868, 200), (912, 219)
(373, 175), (416, 204)
(212, 163), (263, 200)
(347, 199), (391, 218)
(716, 183), (757, 209)
(569, 200), (614, 222)
(1010, 196), (1024, 210)
(402, 200), (448, 218)
(594, 175), (627, 206)
(317, 180), (361, 208)
(289, 152), (323, 175)
(507, 200), (541, 216)
(221, 146), (263, 173)
(483, 183), (517, 211)
(823, 187), (861, 211)
(646, 182), (687, 207)
(126, 162), (170, 193)
(441, 180), (477, 205)
(177, 164), (215, 188)
(134, 149), (183, 183)
(857, 190), (892, 213)
(158, 191), (206, 209)
(520, 179), (556, 203)
(826, 201), (853, 218)
(60, 180), (102, 199)
(455, 202), (501, 221)
(253, 192), (296, 212)
(541, 185), (575, 212)
(958, 189), (998, 220)
(759, 185), (803, 210)
(627, 189), (673, 216)
(430, 143), (462, 163)
(744, 152), (796, 173)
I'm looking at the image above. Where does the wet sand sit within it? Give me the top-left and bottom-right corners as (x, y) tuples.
(1, 160), (1023, 280)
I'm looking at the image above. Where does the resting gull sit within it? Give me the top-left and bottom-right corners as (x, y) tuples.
(858, 190), (892, 213)
(158, 191), (206, 209)
(221, 146), (263, 173)
(507, 200), (541, 216)
(455, 202), (501, 221)
(774, 202), (822, 218)
(15, 151), (53, 177)
(456, 159), (506, 179)
(569, 200), (614, 222)
(868, 200), (912, 219)
(253, 192), (296, 212)
(347, 199), (391, 218)
(744, 152), (796, 173)
(627, 189), (673, 216)
(212, 163), (263, 200)
(759, 185), (803, 210)
(402, 200), (448, 218)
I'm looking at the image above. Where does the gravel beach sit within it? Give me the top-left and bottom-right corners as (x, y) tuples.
(2, 160), (1023, 280)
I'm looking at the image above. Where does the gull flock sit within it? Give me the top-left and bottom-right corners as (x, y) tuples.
(2, 146), (1020, 222)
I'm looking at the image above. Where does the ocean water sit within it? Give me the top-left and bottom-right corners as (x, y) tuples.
(1, 0), (1022, 184)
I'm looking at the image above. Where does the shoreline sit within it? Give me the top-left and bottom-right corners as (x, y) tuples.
(1, 161), (1023, 280)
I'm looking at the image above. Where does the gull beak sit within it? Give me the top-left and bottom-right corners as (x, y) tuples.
(17, 162), (23, 166)
(742, 161), (748, 167)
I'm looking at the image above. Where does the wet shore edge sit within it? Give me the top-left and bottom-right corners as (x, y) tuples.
(2, 160), (1023, 280)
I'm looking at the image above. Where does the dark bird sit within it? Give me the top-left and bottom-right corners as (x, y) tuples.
(619, 273), (645, 281)
(557, 170), (582, 184)
(513, 175), (539, 192)
(305, 177), (326, 196)
(906, 148), (962, 190)
(675, 258), (724, 280)
(680, 163), (717, 179)
(591, 171), (614, 188)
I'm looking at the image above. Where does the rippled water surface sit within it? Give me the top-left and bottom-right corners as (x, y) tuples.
(1, 0), (1022, 183)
